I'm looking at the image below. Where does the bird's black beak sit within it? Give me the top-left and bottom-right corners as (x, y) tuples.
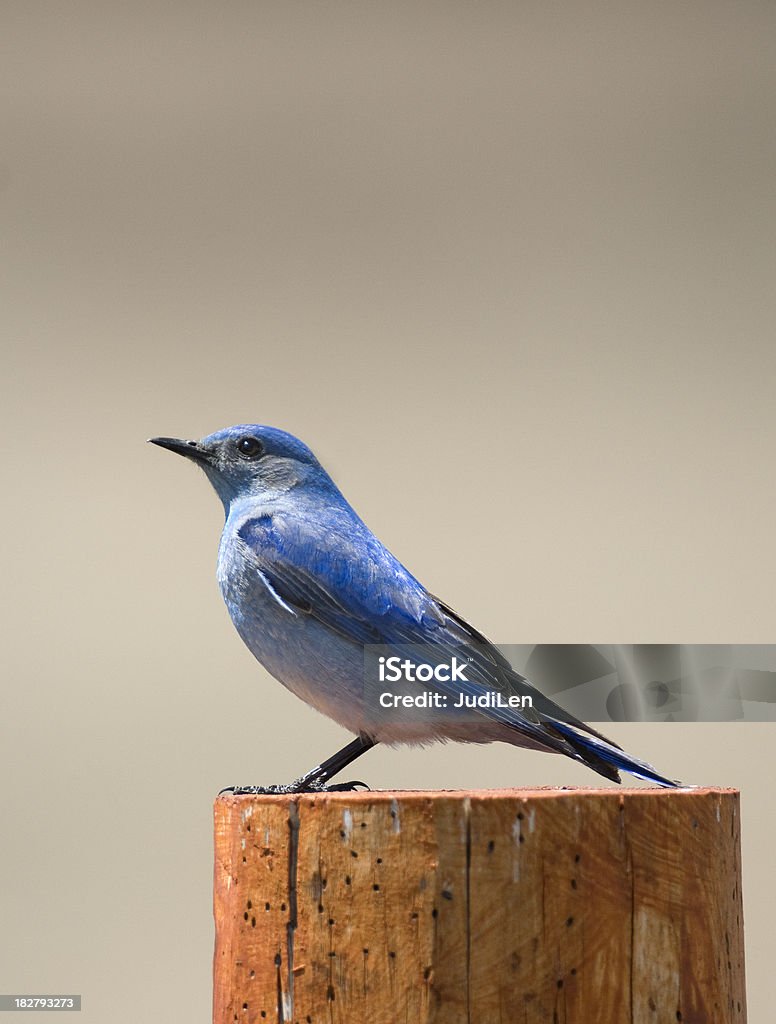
(148, 436), (214, 465)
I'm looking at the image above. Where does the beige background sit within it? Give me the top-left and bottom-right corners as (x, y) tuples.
(2, 3), (774, 1020)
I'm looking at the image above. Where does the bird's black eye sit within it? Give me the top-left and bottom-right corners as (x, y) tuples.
(235, 436), (264, 459)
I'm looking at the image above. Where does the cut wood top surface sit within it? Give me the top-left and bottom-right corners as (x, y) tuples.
(215, 785), (735, 803)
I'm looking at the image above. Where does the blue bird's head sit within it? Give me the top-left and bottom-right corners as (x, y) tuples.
(149, 425), (336, 513)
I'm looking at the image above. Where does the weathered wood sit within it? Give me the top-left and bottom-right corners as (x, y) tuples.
(213, 788), (745, 1023)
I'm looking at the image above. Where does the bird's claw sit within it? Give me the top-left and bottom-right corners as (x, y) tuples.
(320, 780), (370, 792)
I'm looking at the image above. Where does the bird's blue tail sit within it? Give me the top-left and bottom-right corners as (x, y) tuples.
(550, 719), (681, 788)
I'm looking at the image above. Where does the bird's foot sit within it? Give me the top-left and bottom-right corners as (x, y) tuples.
(219, 784), (296, 795)
(219, 780), (370, 796)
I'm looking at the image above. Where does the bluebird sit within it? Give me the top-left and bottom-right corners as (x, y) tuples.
(150, 425), (679, 791)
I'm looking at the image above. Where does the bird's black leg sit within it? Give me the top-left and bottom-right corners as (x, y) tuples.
(289, 734), (377, 792)
(220, 735), (377, 795)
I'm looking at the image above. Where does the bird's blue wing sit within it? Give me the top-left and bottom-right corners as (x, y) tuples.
(237, 511), (446, 646)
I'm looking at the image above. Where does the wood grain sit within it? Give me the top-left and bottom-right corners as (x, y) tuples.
(213, 788), (745, 1023)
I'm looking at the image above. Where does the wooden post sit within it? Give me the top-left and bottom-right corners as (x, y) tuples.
(213, 788), (745, 1023)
